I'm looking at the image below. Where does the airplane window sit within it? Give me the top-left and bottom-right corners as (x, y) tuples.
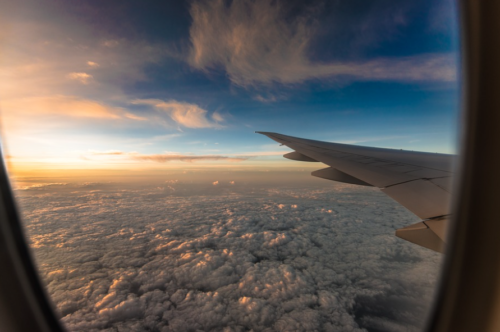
(0, 0), (460, 331)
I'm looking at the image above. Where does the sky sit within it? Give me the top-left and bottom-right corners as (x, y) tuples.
(0, 0), (460, 176)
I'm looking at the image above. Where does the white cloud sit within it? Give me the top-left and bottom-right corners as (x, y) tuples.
(102, 40), (120, 48)
(132, 99), (223, 129)
(87, 61), (100, 67)
(15, 183), (67, 191)
(17, 180), (441, 331)
(188, 0), (457, 86)
(211, 111), (224, 123)
(67, 72), (93, 84)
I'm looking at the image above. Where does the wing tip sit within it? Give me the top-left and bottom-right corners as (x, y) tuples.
(255, 131), (275, 135)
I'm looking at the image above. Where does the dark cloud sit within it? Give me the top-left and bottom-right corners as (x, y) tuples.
(188, 0), (456, 86)
(16, 181), (441, 331)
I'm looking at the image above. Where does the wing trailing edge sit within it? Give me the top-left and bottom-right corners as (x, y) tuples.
(395, 217), (448, 253)
(311, 167), (373, 186)
(283, 151), (318, 162)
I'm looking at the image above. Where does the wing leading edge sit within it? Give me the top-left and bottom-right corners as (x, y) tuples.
(257, 131), (455, 253)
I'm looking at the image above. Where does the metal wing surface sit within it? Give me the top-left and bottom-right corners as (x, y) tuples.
(257, 132), (455, 253)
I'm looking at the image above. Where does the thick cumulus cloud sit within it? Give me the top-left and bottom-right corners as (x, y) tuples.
(17, 180), (441, 331)
(188, 0), (456, 86)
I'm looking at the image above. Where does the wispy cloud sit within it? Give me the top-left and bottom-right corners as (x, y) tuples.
(85, 148), (297, 163)
(231, 151), (288, 157)
(211, 111), (224, 123)
(87, 150), (247, 163)
(132, 99), (223, 129)
(253, 94), (287, 103)
(132, 153), (246, 163)
(67, 72), (93, 84)
(0, 13), (171, 148)
(87, 61), (99, 68)
(102, 40), (120, 48)
(89, 150), (125, 155)
(86, 149), (290, 163)
(2, 96), (143, 120)
(188, 0), (457, 87)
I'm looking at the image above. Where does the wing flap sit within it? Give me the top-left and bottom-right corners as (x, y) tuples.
(283, 151), (319, 162)
(395, 220), (447, 253)
(311, 167), (373, 186)
(425, 217), (448, 241)
(382, 180), (451, 219)
(430, 177), (453, 193)
(284, 146), (423, 187)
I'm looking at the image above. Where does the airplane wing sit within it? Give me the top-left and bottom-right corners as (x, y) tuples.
(257, 132), (455, 253)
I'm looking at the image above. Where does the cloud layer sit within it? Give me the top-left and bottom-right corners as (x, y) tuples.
(188, 0), (456, 86)
(17, 180), (442, 331)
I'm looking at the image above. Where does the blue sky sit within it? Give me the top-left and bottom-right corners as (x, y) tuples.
(0, 0), (460, 171)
